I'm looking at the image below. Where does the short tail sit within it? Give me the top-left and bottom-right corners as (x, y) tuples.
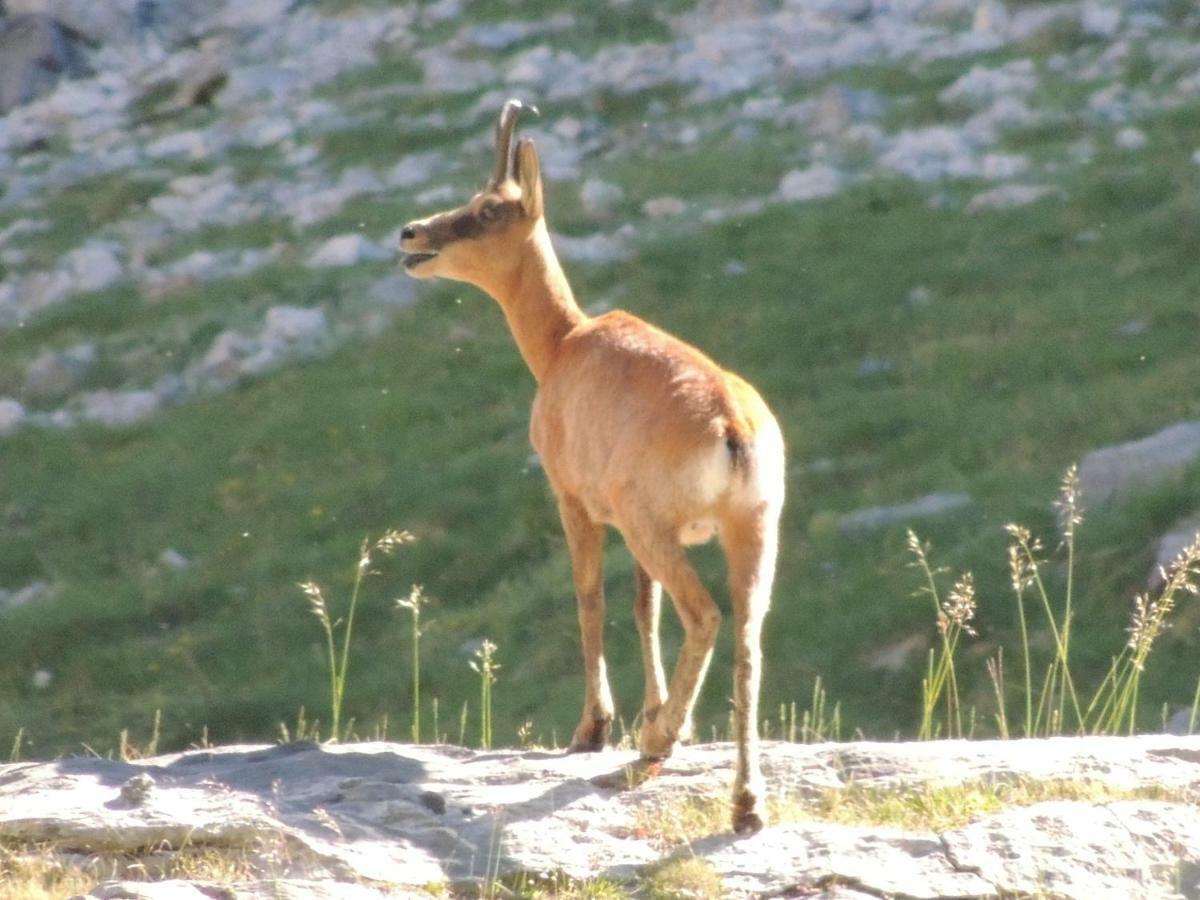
(725, 422), (752, 474)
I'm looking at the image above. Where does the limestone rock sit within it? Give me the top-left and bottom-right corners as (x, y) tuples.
(552, 229), (635, 265)
(2, 737), (1199, 898)
(0, 397), (25, 436)
(966, 183), (1062, 213)
(939, 59), (1037, 109)
(641, 196), (687, 219)
(839, 491), (973, 534)
(1115, 126), (1148, 150)
(778, 164), (845, 202)
(76, 389), (161, 427)
(579, 178), (625, 219)
(308, 233), (390, 268)
(1150, 513), (1200, 586)
(1078, 421), (1200, 506)
(0, 14), (89, 114)
(63, 241), (124, 293)
(22, 342), (97, 400)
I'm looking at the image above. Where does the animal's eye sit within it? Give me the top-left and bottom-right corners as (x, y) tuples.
(479, 203), (500, 222)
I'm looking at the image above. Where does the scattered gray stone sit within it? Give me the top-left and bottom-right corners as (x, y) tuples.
(260, 305), (327, 348)
(141, 246), (279, 296)
(0, 397), (27, 436)
(1082, 0), (1123, 38)
(159, 548), (191, 572)
(1079, 421), (1200, 506)
(641, 196), (687, 219)
(579, 178), (625, 219)
(1114, 318), (1149, 338)
(385, 150), (444, 189)
(77, 389), (162, 427)
(808, 83), (886, 137)
(972, 0), (1010, 34)
(855, 356), (895, 379)
(144, 127), (231, 161)
(966, 183), (1063, 213)
(191, 329), (257, 389)
(778, 164), (844, 202)
(0, 217), (51, 247)
(309, 233), (390, 268)
(1008, 2), (1081, 43)
(879, 126), (980, 182)
(149, 170), (246, 230)
(907, 285), (934, 307)
(0, 578), (52, 610)
(839, 491), (973, 534)
(1115, 125), (1148, 150)
(1149, 513), (1200, 587)
(0, 14), (90, 114)
(63, 241), (124, 293)
(22, 342), (97, 400)
(939, 59), (1037, 108)
(117, 773), (156, 808)
(551, 229), (635, 265)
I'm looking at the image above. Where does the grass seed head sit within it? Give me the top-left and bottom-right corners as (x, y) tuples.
(1054, 464), (1083, 542)
(941, 572), (978, 637)
(299, 580), (330, 628)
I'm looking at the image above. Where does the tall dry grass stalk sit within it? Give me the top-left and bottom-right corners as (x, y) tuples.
(914, 465), (1199, 741)
(469, 640), (500, 749)
(395, 585), (427, 743)
(907, 530), (976, 739)
(1086, 533), (1200, 734)
(300, 529), (413, 742)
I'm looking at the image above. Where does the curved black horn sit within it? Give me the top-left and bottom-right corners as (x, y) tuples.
(492, 98), (539, 185)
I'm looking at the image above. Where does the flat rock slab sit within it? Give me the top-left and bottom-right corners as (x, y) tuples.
(1, 736), (1199, 897)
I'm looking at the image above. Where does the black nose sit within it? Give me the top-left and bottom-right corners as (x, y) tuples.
(401, 225), (416, 240)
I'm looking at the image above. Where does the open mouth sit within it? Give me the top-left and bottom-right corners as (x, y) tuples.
(402, 251), (438, 270)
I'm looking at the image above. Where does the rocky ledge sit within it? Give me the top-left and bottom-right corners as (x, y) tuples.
(2, 735), (1199, 898)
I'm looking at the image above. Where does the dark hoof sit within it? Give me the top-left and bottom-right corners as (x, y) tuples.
(567, 718), (611, 754)
(566, 737), (606, 754)
(732, 789), (765, 834)
(732, 810), (764, 834)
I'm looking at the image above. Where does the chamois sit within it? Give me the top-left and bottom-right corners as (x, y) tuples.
(399, 100), (785, 833)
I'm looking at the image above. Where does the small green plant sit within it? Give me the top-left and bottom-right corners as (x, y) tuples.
(798, 676), (842, 743)
(906, 530), (977, 740)
(469, 640), (500, 750)
(643, 857), (724, 900)
(395, 585), (428, 744)
(118, 709), (162, 761)
(299, 529), (413, 742)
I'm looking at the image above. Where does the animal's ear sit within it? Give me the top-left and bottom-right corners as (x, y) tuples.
(514, 138), (543, 219)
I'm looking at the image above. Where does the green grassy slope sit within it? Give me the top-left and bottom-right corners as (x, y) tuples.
(4, 12), (1200, 756)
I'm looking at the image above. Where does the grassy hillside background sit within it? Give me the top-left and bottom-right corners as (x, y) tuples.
(3, 0), (1200, 757)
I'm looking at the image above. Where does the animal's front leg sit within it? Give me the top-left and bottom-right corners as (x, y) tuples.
(559, 496), (613, 753)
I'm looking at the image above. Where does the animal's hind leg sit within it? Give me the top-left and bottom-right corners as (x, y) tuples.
(721, 502), (779, 834)
(617, 503), (720, 761)
(632, 563), (672, 735)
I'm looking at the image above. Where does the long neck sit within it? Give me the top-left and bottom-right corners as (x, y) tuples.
(485, 221), (585, 382)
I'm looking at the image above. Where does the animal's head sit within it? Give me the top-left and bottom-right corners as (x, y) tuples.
(398, 99), (544, 288)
